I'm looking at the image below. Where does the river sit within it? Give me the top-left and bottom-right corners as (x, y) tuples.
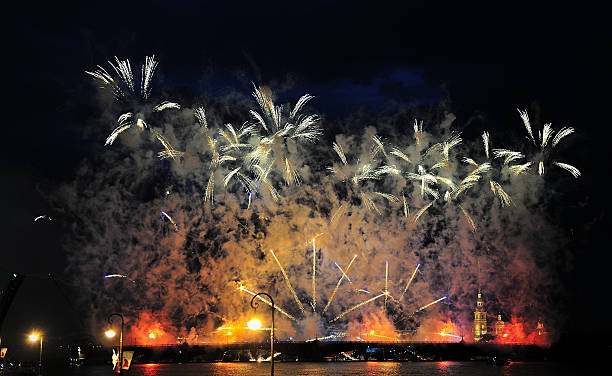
(52, 361), (590, 376)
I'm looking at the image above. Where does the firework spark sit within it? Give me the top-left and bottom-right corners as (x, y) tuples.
(269, 249), (305, 314)
(399, 263), (420, 301)
(414, 296), (448, 313)
(329, 292), (389, 323)
(237, 285), (296, 321)
(323, 255), (358, 314)
(86, 56), (181, 156)
(517, 109), (581, 178)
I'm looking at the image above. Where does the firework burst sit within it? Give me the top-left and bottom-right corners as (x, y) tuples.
(517, 109), (581, 177)
(86, 56), (181, 157)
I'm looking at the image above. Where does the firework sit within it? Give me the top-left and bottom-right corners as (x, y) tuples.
(237, 285), (296, 321)
(517, 109), (581, 178)
(329, 292), (388, 323)
(160, 210), (178, 231)
(399, 263), (420, 300)
(312, 237), (317, 312)
(323, 255), (358, 314)
(414, 296), (448, 313)
(247, 84), (322, 186)
(86, 56), (181, 156)
(269, 249), (305, 314)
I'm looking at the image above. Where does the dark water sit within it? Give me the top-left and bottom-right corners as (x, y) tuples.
(56, 361), (588, 376)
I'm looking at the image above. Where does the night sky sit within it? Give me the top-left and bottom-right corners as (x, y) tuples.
(1, 0), (609, 358)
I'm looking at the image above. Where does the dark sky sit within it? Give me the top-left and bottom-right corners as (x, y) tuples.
(1, 0), (609, 357)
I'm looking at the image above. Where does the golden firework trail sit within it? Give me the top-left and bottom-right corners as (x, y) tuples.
(413, 119), (423, 145)
(414, 296), (447, 313)
(459, 204), (477, 232)
(489, 181), (512, 207)
(329, 292), (388, 323)
(323, 254), (358, 314)
(312, 237), (317, 312)
(329, 203), (347, 225)
(334, 262), (353, 283)
(399, 263), (420, 301)
(385, 260), (389, 308)
(237, 286), (296, 321)
(390, 147), (411, 163)
(413, 201), (434, 223)
(269, 249), (305, 314)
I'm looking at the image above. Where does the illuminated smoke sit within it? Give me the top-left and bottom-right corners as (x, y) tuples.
(56, 57), (582, 343)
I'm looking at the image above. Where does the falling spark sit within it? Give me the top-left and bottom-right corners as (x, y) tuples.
(415, 296), (448, 313)
(269, 249), (305, 314)
(413, 119), (423, 145)
(312, 237), (316, 312)
(329, 203), (347, 225)
(329, 292), (388, 323)
(237, 286), (296, 321)
(33, 215), (51, 222)
(554, 162), (581, 178)
(323, 255), (358, 313)
(160, 211), (179, 231)
(413, 201), (434, 222)
(402, 194), (409, 217)
(385, 260), (389, 308)
(104, 274), (136, 283)
(399, 263), (420, 300)
(459, 204), (477, 232)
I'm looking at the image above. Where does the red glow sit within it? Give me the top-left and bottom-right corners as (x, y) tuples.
(126, 312), (176, 345)
(493, 316), (550, 346)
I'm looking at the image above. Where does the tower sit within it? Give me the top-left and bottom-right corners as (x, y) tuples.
(473, 288), (487, 341)
(494, 314), (505, 336)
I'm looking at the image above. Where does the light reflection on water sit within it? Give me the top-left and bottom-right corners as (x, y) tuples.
(62, 361), (581, 376)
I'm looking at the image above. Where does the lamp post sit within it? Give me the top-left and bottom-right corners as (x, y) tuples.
(251, 292), (274, 376)
(105, 313), (124, 374)
(28, 332), (43, 376)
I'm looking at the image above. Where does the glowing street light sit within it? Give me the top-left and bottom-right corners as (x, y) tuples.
(28, 332), (43, 376)
(247, 318), (262, 331)
(251, 292), (275, 376)
(105, 329), (116, 338)
(105, 313), (124, 374)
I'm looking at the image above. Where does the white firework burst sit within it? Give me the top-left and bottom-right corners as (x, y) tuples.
(86, 55), (181, 157)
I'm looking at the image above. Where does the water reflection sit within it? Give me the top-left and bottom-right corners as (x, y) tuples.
(61, 361), (579, 376)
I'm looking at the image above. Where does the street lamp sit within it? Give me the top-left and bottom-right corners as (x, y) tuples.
(251, 292), (274, 376)
(105, 313), (124, 374)
(28, 332), (43, 376)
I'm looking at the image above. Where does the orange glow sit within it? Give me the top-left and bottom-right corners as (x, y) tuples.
(28, 333), (39, 342)
(104, 329), (116, 338)
(247, 318), (262, 330)
(126, 312), (176, 345)
(493, 316), (551, 346)
(432, 320), (461, 343)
